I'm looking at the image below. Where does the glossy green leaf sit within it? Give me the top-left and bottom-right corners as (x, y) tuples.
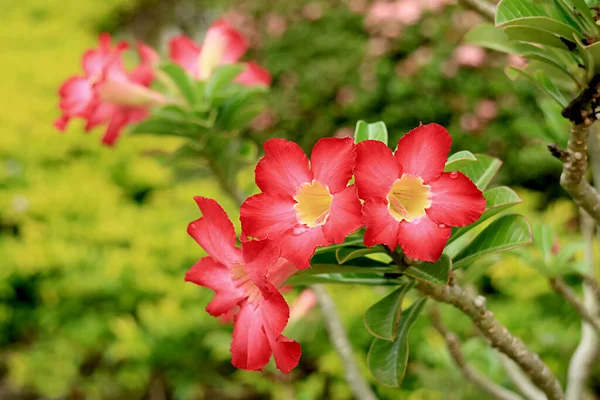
(500, 17), (580, 39)
(336, 246), (385, 264)
(465, 24), (526, 54)
(364, 281), (415, 340)
(519, 46), (581, 86)
(572, 0), (598, 32)
(444, 151), (477, 172)
(367, 298), (427, 387)
(404, 255), (451, 285)
(553, 0), (591, 33)
(452, 214), (533, 269)
(204, 64), (245, 99)
(460, 154), (502, 190)
(354, 120), (389, 145)
(507, 66), (569, 106)
(504, 26), (574, 50)
(160, 63), (197, 105)
(449, 186), (522, 244)
(286, 272), (401, 286)
(496, 0), (548, 25)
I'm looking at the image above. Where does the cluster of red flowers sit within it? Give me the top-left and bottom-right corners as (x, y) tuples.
(186, 123), (486, 373)
(55, 20), (271, 146)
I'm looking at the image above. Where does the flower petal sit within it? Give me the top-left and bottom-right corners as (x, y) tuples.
(57, 76), (93, 116)
(278, 228), (329, 269)
(235, 62), (272, 87)
(187, 196), (241, 266)
(240, 193), (298, 239)
(322, 185), (362, 244)
(169, 35), (201, 78)
(242, 239), (281, 282)
(362, 198), (400, 250)
(311, 137), (355, 194)
(397, 216), (452, 262)
(231, 302), (272, 371)
(427, 172), (486, 227)
(255, 139), (312, 197)
(267, 334), (302, 374)
(207, 19), (248, 64)
(355, 140), (402, 200)
(394, 123), (451, 183)
(185, 257), (245, 316)
(101, 111), (128, 147)
(136, 41), (160, 65)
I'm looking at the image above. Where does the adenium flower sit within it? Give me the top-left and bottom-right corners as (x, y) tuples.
(169, 19), (271, 86)
(240, 137), (363, 269)
(55, 34), (165, 146)
(185, 196), (301, 373)
(354, 123), (485, 262)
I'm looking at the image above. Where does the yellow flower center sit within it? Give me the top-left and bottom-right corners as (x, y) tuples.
(387, 175), (431, 222)
(231, 263), (261, 304)
(294, 180), (333, 227)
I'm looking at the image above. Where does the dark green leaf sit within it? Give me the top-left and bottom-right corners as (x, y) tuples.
(367, 298), (427, 387)
(404, 255), (451, 285)
(354, 121), (389, 145)
(444, 151), (477, 172)
(504, 26), (573, 50)
(286, 273), (401, 286)
(364, 282), (415, 340)
(500, 16), (581, 38)
(460, 154), (502, 190)
(336, 246), (386, 264)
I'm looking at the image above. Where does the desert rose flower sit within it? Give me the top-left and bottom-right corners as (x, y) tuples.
(354, 123), (485, 262)
(169, 19), (271, 86)
(55, 34), (165, 146)
(240, 137), (363, 269)
(185, 197), (301, 373)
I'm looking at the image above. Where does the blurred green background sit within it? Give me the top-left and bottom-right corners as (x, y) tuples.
(1, 0), (597, 399)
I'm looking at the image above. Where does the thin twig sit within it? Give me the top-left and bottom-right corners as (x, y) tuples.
(414, 279), (564, 400)
(499, 355), (546, 400)
(430, 307), (524, 400)
(457, 0), (496, 22)
(549, 277), (600, 334)
(312, 285), (377, 400)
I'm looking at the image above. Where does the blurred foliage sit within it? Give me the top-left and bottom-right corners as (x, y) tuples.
(2, 0), (600, 399)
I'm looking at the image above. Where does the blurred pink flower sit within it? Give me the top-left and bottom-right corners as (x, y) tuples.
(476, 99), (498, 122)
(507, 54), (528, 69)
(453, 44), (486, 67)
(289, 290), (318, 323)
(395, 0), (422, 25)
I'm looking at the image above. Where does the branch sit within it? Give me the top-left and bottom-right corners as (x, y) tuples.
(457, 0), (496, 22)
(499, 355), (547, 400)
(549, 123), (600, 225)
(415, 280), (564, 400)
(549, 277), (600, 334)
(430, 307), (524, 400)
(312, 285), (377, 400)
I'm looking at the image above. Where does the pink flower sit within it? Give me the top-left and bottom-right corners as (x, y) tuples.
(55, 34), (164, 146)
(169, 19), (271, 86)
(354, 124), (485, 262)
(289, 289), (318, 323)
(185, 197), (301, 373)
(240, 137), (363, 269)
(453, 44), (487, 68)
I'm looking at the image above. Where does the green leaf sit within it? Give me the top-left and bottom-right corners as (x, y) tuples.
(336, 246), (386, 264)
(452, 214), (533, 269)
(449, 186), (522, 244)
(367, 298), (427, 387)
(460, 154), (502, 190)
(128, 117), (200, 138)
(507, 66), (569, 106)
(404, 255), (451, 285)
(444, 151), (477, 172)
(354, 120), (389, 145)
(286, 273), (401, 286)
(504, 26), (574, 50)
(364, 282), (415, 340)
(553, 0), (591, 33)
(571, 0), (599, 32)
(465, 24), (528, 54)
(500, 16), (581, 39)
(160, 64), (197, 105)
(496, 0), (548, 25)
(204, 64), (245, 99)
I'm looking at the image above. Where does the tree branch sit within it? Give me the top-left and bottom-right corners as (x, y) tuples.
(549, 277), (600, 334)
(499, 355), (546, 400)
(457, 0), (496, 22)
(430, 307), (524, 400)
(312, 285), (377, 400)
(415, 280), (564, 400)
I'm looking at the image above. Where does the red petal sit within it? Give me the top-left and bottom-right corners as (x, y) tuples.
(311, 137), (355, 194)
(362, 198), (400, 250)
(169, 35), (201, 78)
(185, 257), (245, 316)
(240, 193), (298, 239)
(101, 111), (128, 147)
(266, 258), (299, 288)
(255, 139), (312, 197)
(235, 62), (272, 87)
(207, 19), (248, 64)
(267, 334), (302, 374)
(137, 41), (160, 65)
(397, 216), (452, 262)
(355, 140), (402, 200)
(426, 172), (486, 226)
(394, 123), (451, 183)
(322, 185), (363, 244)
(278, 228), (329, 269)
(57, 77), (94, 116)
(231, 302), (272, 371)
(242, 239), (281, 283)
(187, 196), (242, 266)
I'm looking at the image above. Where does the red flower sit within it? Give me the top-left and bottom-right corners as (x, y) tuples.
(55, 35), (164, 146)
(185, 197), (301, 373)
(169, 19), (271, 86)
(354, 123), (485, 262)
(240, 137), (363, 269)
